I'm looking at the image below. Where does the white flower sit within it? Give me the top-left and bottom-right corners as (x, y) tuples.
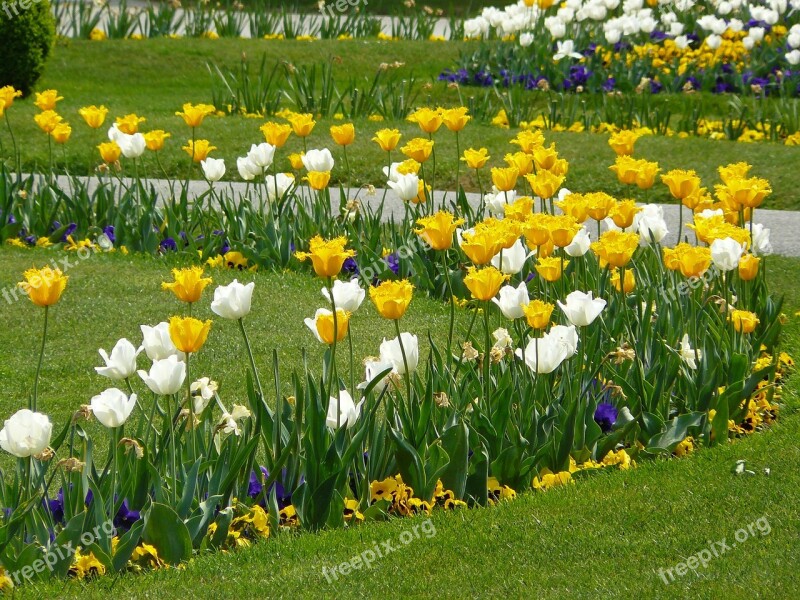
(706, 34), (722, 50)
(678, 334), (702, 370)
(710, 237), (745, 271)
(107, 123), (123, 142)
(786, 49), (800, 65)
(387, 172), (420, 202)
(301, 148), (335, 172)
(140, 322), (184, 361)
(357, 357), (394, 394)
(379, 333), (419, 376)
(553, 39), (583, 61)
(490, 239), (530, 275)
(117, 133), (146, 159)
(516, 332), (571, 374)
(557, 290), (606, 327)
(217, 404), (251, 437)
(191, 377), (218, 414)
(519, 32), (534, 47)
(246, 142), (275, 170)
(90, 388), (137, 428)
(492, 282), (529, 320)
(485, 190), (517, 216)
(326, 389), (364, 429)
(548, 324), (580, 356)
(322, 279), (365, 313)
(201, 158), (226, 182)
(211, 280), (255, 320)
(138, 355), (186, 396)
(382, 162), (404, 183)
(0, 409), (52, 458)
(95, 338), (142, 380)
(564, 227), (591, 257)
(492, 327), (513, 350)
(265, 173), (295, 202)
(750, 223), (772, 257)
(634, 204), (668, 245)
(237, 156), (261, 181)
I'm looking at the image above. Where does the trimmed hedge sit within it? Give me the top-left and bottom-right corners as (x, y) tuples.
(0, 0), (56, 96)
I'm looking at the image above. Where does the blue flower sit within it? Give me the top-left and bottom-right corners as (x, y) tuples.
(594, 402), (618, 433)
(160, 237), (178, 252)
(102, 225), (116, 243)
(384, 252), (400, 275)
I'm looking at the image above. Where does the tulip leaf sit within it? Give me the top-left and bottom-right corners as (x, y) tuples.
(647, 412), (705, 453)
(112, 519), (144, 573)
(177, 459), (202, 520)
(142, 502), (193, 565)
(439, 421), (469, 499)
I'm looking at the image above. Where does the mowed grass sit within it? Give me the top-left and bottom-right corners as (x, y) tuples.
(2, 39), (799, 209)
(1, 248), (799, 598)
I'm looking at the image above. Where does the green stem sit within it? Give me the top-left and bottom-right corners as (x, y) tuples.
(238, 318), (266, 404)
(394, 319), (412, 403)
(32, 305), (49, 412)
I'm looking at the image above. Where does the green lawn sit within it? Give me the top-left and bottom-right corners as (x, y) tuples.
(2, 248), (799, 598)
(3, 39), (799, 209)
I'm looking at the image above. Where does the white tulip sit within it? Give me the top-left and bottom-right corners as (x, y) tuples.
(634, 205), (669, 245)
(265, 173), (295, 202)
(710, 237), (745, 271)
(382, 162), (403, 183)
(247, 142), (275, 170)
(326, 389), (364, 429)
(750, 223), (772, 257)
(786, 49), (800, 65)
(0, 409), (52, 458)
(516, 335), (569, 374)
(107, 123), (123, 142)
(564, 227), (591, 257)
(519, 32), (534, 47)
(549, 324), (580, 356)
(138, 355), (186, 396)
(140, 322), (184, 362)
(491, 239), (530, 275)
(553, 39), (583, 61)
(201, 158), (226, 182)
(485, 190), (517, 216)
(95, 338), (142, 380)
(387, 172), (420, 202)
(237, 156), (261, 181)
(211, 279), (255, 320)
(322, 279), (365, 313)
(558, 290), (606, 327)
(492, 282), (529, 320)
(357, 357), (394, 394)
(678, 334), (701, 370)
(117, 133), (146, 159)
(379, 333), (419, 376)
(90, 388), (137, 428)
(301, 148), (335, 172)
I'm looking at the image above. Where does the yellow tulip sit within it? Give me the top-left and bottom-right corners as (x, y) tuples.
(115, 114), (146, 135)
(491, 166), (519, 192)
(527, 170), (564, 200)
(584, 192), (617, 222)
(532, 144), (559, 171)
(547, 215), (580, 248)
(611, 268), (636, 293)
(441, 107), (470, 132)
(289, 152), (305, 170)
(591, 230), (640, 269)
(635, 160), (660, 190)
(460, 226), (504, 265)
(401, 138), (434, 163)
(661, 169), (701, 201)
(607, 130), (640, 156)
(608, 199), (640, 229)
(554, 193), (589, 223)
(162, 266), (212, 303)
(369, 279), (414, 320)
(34, 89), (63, 111)
(260, 121), (292, 147)
(330, 123), (355, 146)
(461, 147), (490, 169)
(312, 309), (351, 344)
(0, 85), (22, 110)
(306, 170), (331, 190)
(372, 128), (401, 152)
(407, 107), (443, 134)
(34, 110), (62, 134)
(295, 235), (355, 278)
(169, 316), (212, 353)
(287, 113), (316, 137)
(523, 299), (554, 329)
(175, 103), (216, 128)
(505, 152), (534, 176)
(98, 141), (121, 164)
(510, 130), (545, 154)
(78, 105), (108, 129)
(50, 123), (72, 144)
(415, 211), (464, 251)
(464, 266), (508, 301)
(609, 155), (639, 185)
(729, 310), (759, 334)
(535, 257), (568, 282)
(144, 130), (171, 152)
(18, 266), (68, 307)
(182, 139), (217, 163)
(738, 254), (760, 281)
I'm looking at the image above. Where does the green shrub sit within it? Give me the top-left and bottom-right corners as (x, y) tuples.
(0, 0), (56, 96)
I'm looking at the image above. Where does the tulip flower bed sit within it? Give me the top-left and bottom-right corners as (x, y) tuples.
(0, 90), (796, 588)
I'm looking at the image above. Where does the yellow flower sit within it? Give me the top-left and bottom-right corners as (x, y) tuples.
(372, 128), (401, 152)
(115, 114), (146, 134)
(491, 166), (519, 192)
(608, 199), (640, 229)
(289, 152), (305, 170)
(547, 215), (580, 247)
(523, 299), (554, 329)
(330, 123), (355, 146)
(306, 170), (331, 190)
(532, 144), (559, 171)
(414, 179), (430, 204)
(532, 470), (573, 491)
(535, 257), (568, 282)
(144, 130), (171, 152)
(608, 130), (640, 156)
(310, 308), (351, 344)
(510, 130), (545, 154)
(584, 192), (617, 222)
(527, 170), (563, 199)
(295, 235), (355, 278)
(718, 162), (751, 185)
(441, 107), (470, 132)
(18, 266), (68, 307)
(34, 110), (62, 134)
(663, 243), (711, 278)
(260, 121), (292, 147)
(460, 225), (504, 265)
(505, 151), (534, 176)
(396, 159), (421, 175)
(287, 112), (316, 137)
(78, 105), (108, 129)
(69, 548), (106, 579)
(609, 155), (639, 185)
(401, 138), (434, 163)
(462, 147), (490, 169)
(407, 107), (443, 134)
(51, 123), (72, 144)
(0, 85), (22, 110)
(522, 213), (552, 248)
(715, 177), (772, 209)
(175, 102), (216, 128)
(738, 253), (760, 281)
(591, 230), (640, 269)
(183, 139), (217, 163)
(729, 309), (759, 333)
(464, 266), (509, 301)
(554, 193), (589, 223)
(635, 160), (660, 190)
(34, 89), (63, 111)
(611, 268), (635, 293)
(369, 279), (414, 320)
(504, 196), (534, 222)
(661, 169), (701, 201)
(169, 316), (212, 353)
(415, 211), (465, 251)
(89, 27), (107, 41)
(97, 141), (121, 164)
(162, 266), (212, 303)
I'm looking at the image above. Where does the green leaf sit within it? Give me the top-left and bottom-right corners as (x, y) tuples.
(142, 503), (193, 565)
